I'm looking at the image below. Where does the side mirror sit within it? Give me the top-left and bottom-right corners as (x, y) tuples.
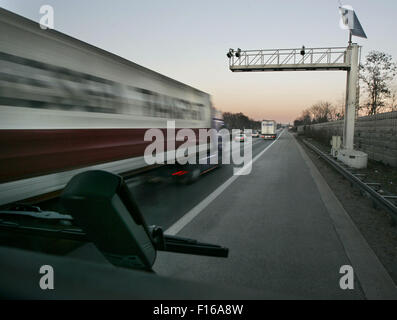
(60, 170), (156, 271)
(61, 171), (228, 273)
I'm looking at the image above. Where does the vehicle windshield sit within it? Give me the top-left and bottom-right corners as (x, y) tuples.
(0, 1), (396, 303)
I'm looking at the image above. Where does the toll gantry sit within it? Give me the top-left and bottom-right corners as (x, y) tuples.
(228, 47), (350, 72)
(228, 44), (365, 169)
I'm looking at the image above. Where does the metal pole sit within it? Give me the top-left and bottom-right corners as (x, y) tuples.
(343, 43), (359, 150)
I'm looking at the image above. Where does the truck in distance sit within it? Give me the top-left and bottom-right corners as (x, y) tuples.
(261, 120), (277, 140)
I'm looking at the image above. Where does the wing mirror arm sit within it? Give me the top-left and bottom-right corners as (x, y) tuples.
(149, 225), (228, 258)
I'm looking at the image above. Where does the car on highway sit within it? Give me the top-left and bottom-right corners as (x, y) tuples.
(251, 131), (260, 138)
(234, 134), (247, 142)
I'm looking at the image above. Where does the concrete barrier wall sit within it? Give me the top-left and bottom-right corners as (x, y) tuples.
(300, 111), (397, 167)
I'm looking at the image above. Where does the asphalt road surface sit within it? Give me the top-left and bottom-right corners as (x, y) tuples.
(128, 134), (277, 230)
(67, 130), (396, 299)
(128, 130), (396, 299)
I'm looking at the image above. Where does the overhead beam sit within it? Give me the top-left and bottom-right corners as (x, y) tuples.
(229, 47), (350, 72)
(230, 63), (350, 72)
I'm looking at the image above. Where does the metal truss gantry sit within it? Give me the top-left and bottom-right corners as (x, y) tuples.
(228, 44), (360, 154)
(229, 47), (350, 72)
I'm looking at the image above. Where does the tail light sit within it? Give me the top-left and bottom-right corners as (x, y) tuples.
(172, 170), (189, 176)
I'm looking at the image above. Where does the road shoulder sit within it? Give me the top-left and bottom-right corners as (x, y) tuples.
(293, 133), (397, 300)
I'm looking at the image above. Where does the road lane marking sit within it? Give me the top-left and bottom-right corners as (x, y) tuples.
(165, 130), (285, 235)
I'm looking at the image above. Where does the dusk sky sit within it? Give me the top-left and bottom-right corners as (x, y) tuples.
(1, 0), (397, 123)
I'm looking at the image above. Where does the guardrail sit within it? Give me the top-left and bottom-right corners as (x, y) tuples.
(302, 139), (397, 223)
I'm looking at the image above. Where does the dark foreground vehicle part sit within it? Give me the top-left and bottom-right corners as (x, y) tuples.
(60, 170), (228, 272)
(0, 245), (269, 299)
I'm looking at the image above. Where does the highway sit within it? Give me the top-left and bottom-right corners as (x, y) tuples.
(127, 130), (396, 300)
(1, 4), (397, 301)
(128, 134), (278, 230)
(4, 127), (395, 299)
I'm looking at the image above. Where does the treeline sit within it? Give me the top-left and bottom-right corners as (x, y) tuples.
(294, 101), (342, 127)
(222, 112), (262, 131)
(295, 50), (397, 127)
(294, 50), (397, 127)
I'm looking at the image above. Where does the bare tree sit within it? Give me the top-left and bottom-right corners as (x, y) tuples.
(294, 109), (312, 126)
(294, 101), (336, 126)
(359, 51), (397, 115)
(309, 101), (337, 123)
(223, 112), (261, 131)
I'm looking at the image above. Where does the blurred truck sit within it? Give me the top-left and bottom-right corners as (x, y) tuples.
(0, 8), (220, 205)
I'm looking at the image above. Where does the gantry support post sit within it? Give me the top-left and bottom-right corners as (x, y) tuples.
(343, 43), (359, 150)
(338, 42), (367, 168)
